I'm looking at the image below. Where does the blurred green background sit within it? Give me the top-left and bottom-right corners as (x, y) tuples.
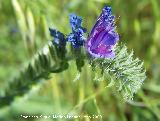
(0, 0), (160, 121)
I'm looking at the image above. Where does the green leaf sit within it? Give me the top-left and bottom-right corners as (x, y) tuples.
(89, 44), (146, 101)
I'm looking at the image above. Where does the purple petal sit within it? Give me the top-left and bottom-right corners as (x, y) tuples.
(86, 44), (115, 58)
(86, 6), (119, 59)
(90, 29), (106, 50)
(101, 31), (119, 45)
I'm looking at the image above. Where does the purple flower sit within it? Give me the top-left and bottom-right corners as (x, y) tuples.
(86, 6), (119, 59)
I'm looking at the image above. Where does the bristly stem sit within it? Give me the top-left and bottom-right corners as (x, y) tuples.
(0, 41), (70, 107)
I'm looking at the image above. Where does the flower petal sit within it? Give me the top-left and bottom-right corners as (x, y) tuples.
(86, 6), (119, 59)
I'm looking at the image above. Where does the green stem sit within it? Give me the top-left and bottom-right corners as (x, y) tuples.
(0, 42), (71, 108)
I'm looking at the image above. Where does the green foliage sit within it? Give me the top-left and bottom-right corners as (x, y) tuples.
(89, 44), (146, 100)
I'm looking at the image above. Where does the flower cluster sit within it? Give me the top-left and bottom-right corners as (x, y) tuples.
(86, 6), (119, 59)
(49, 6), (119, 59)
(67, 13), (87, 48)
